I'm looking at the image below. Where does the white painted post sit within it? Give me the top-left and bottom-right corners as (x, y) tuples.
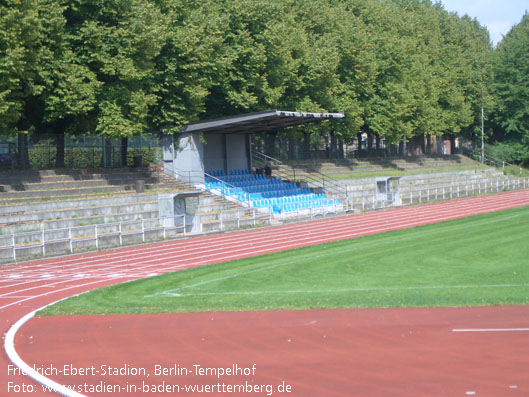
(162, 218), (166, 240)
(95, 225), (99, 249)
(12, 234), (16, 262)
(410, 191), (413, 204)
(142, 220), (145, 243)
(253, 209), (256, 226)
(69, 227), (73, 253)
(41, 230), (45, 256)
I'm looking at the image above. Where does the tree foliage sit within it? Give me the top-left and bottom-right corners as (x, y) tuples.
(493, 13), (529, 141)
(2, 0), (525, 160)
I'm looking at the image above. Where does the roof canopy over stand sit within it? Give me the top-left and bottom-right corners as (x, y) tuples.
(164, 110), (345, 186)
(180, 110), (345, 135)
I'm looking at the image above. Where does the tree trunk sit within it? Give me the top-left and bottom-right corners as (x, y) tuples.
(17, 133), (29, 169)
(367, 132), (374, 155)
(330, 131), (337, 159)
(288, 137), (296, 160)
(266, 132), (276, 158)
(400, 139), (408, 156)
(303, 131), (310, 159)
(101, 137), (113, 168)
(356, 132), (363, 155)
(55, 131), (65, 167)
(121, 137), (128, 167)
(450, 135), (457, 154)
(54, 118), (72, 168)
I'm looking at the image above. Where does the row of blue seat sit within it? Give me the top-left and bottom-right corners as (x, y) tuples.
(207, 169), (250, 177)
(254, 197), (339, 214)
(206, 174), (269, 184)
(204, 171), (335, 214)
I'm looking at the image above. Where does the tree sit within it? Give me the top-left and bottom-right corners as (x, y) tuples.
(65, 0), (168, 165)
(493, 13), (529, 142)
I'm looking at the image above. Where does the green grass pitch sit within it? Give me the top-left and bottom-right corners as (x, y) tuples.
(40, 206), (529, 316)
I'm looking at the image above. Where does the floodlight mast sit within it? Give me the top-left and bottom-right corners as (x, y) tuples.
(481, 105), (485, 164)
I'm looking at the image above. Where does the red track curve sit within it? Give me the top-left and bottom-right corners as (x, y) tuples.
(2, 190), (529, 396)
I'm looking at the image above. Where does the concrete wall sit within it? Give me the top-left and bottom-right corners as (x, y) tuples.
(226, 134), (250, 172)
(203, 134), (225, 173)
(203, 133), (251, 174)
(174, 132), (204, 185)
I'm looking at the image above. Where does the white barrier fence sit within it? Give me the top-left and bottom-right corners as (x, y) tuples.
(0, 216), (186, 262)
(2, 176), (528, 263)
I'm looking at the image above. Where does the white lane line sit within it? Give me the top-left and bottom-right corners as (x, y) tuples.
(0, 277), (125, 310)
(453, 328), (529, 333)
(3, 194), (529, 305)
(5, 191), (527, 275)
(5, 301), (88, 397)
(4, 203), (529, 305)
(2, 196), (526, 295)
(148, 284), (529, 299)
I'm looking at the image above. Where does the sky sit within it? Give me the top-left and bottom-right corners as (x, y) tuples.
(440, 0), (528, 46)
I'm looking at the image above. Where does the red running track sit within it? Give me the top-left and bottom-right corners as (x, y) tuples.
(2, 190), (529, 396)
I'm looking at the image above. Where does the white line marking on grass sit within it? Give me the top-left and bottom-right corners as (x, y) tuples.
(147, 283), (529, 299)
(144, 254), (321, 298)
(144, 210), (529, 299)
(453, 328), (529, 333)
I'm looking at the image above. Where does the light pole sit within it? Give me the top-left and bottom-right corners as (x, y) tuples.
(481, 104), (485, 164)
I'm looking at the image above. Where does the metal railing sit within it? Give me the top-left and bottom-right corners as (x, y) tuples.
(2, 175), (528, 264)
(469, 149), (525, 175)
(342, 176), (529, 212)
(0, 216), (187, 263)
(162, 161), (206, 186)
(252, 151), (348, 200)
(204, 172), (253, 207)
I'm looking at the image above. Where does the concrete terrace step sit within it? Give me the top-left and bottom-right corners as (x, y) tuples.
(0, 167), (181, 202)
(329, 169), (508, 199)
(0, 183), (177, 200)
(0, 177), (163, 192)
(0, 189), (171, 207)
(282, 155), (486, 178)
(0, 200), (158, 225)
(0, 209), (160, 235)
(0, 193), (161, 215)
